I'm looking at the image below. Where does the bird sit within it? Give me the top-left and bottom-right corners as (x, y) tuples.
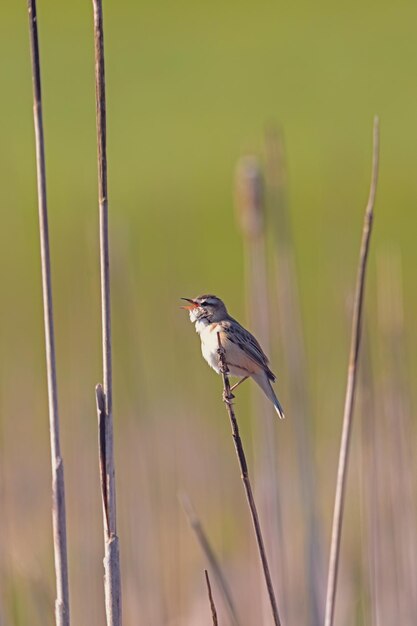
(181, 294), (285, 419)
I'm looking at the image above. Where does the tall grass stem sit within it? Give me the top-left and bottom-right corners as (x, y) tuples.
(27, 3), (70, 624)
(265, 127), (324, 625)
(324, 116), (380, 626)
(205, 570), (219, 626)
(180, 492), (240, 626)
(92, 1), (122, 624)
(216, 333), (282, 626)
(235, 156), (287, 620)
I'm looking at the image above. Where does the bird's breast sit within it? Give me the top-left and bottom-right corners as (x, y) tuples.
(199, 324), (259, 378)
(200, 324), (222, 373)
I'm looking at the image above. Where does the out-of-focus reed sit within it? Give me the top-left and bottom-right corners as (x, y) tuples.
(235, 155), (288, 623)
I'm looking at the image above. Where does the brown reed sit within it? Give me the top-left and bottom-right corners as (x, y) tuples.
(235, 156), (287, 621)
(27, 2), (70, 624)
(180, 492), (240, 626)
(91, 1), (122, 624)
(216, 332), (282, 626)
(265, 127), (324, 625)
(324, 116), (380, 626)
(205, 570), (219, 626)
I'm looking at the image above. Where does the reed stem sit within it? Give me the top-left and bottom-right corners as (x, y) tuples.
(27, 3), (70, 624)
(92, 1), (122, 623)
(217, 332), (282, 626)
(324, 116), (380, 626)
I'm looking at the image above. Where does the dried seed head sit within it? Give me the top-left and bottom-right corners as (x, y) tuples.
(234, 155), (265, 239)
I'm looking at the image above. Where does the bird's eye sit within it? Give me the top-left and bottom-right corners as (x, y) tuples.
(200, 301), (207, 307)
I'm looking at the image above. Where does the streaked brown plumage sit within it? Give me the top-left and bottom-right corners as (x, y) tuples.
(181, 294), (285, 418)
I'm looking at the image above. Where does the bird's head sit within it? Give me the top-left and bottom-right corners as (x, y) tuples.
(181, 294), (228, 323)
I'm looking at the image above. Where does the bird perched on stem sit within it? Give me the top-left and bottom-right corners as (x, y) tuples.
(181, 294), (285, 419)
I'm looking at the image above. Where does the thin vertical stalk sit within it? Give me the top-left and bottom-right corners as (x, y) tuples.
(27, 2), (70, 625)
(324, 116), (380, 626)
(265, 128), (324, 626)
(92, 1), (122, 624)
(235, 156), (287, 622)
(92, 0), (112, 416)
(180, 492), (240, 626)
(217, 333), (282, 626)
(205, 570), (219, 626)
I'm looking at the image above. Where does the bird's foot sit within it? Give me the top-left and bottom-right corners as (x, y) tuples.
(222, 389), (235, 405)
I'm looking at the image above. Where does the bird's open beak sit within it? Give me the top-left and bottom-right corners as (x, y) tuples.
(180, 297), (199, 310)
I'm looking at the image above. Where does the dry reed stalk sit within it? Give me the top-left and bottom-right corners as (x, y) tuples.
(92, 1), (122, 624)
(180, 492), (240, 626)
(27, 2), (70, 624)
(205, 570), (219, 626)
(265, 128), (324, 626)
(235, 156), (287, 621)
(95, 386), (121, 624)
(324, 116), (380, 626)
(216, 333), (282, 626)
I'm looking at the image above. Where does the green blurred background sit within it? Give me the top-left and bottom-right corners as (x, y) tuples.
(1, 1), (417, 624)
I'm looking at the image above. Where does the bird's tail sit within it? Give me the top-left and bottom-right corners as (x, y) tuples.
(252, 372), (285, 419)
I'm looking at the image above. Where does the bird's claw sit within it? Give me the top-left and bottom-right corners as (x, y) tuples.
(222, 390), (235, 405)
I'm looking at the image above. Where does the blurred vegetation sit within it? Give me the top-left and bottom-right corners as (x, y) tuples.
(1, 1), (417, 624)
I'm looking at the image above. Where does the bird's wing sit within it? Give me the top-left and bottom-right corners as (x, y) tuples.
(223, 318), (276, 381)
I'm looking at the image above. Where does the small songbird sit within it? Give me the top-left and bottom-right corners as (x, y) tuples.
(181, 294), (285, 418)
